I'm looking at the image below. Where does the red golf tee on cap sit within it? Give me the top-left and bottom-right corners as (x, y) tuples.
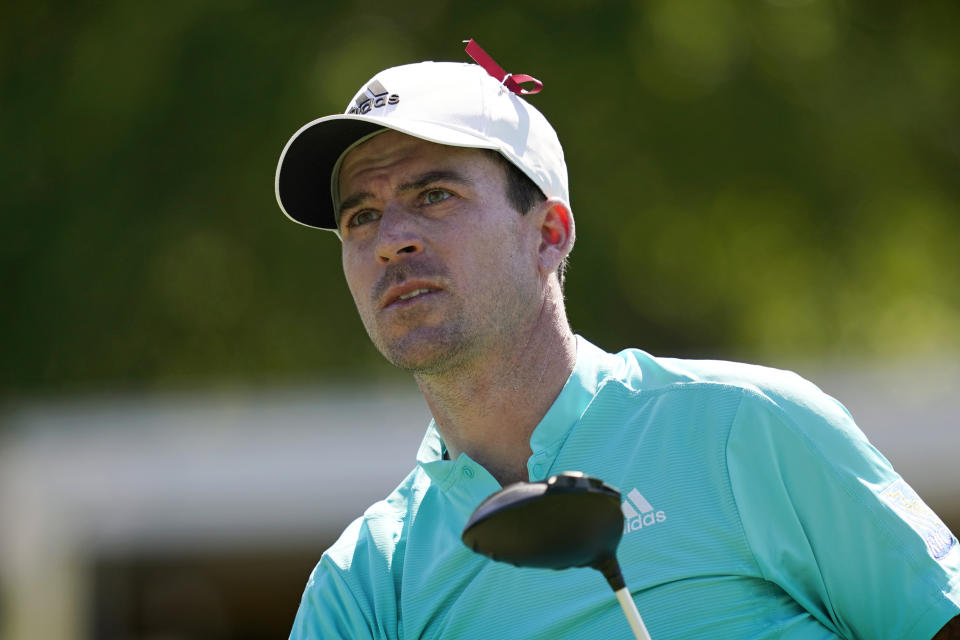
(464, 39), (543, 96)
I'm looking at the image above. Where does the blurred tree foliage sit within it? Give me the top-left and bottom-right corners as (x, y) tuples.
(2, 0), (958, 395)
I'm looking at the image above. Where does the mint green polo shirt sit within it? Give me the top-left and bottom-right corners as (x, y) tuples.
(290, 336), (960, 639)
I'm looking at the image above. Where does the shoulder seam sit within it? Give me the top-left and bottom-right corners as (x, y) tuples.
(726, 386), (952, 636)
(722, 390), (767, 580)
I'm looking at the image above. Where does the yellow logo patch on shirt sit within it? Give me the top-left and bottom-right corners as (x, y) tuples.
(880, 478), (956, 560)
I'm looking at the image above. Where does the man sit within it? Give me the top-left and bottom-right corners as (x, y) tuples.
(275, 46), (960, 638)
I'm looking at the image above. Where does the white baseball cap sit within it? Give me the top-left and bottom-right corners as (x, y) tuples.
(274, 56), (569, 232)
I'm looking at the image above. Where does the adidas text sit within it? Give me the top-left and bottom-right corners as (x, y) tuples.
(624, 510), (667, 533)
(621, 488), (667, 534)
(348, 93), (400, 114)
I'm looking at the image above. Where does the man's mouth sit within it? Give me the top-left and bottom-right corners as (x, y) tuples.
(397, 288), (433, 301)
(381, 281), (443, 309)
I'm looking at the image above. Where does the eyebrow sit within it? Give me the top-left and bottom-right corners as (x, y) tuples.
(337, 170), (476, 219)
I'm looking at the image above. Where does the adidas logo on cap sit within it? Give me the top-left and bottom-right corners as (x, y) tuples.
(621, 488), (667, 534)
(347, 79), (400, 115)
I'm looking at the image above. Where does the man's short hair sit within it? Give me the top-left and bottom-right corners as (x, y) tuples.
(483, 150), (569, 288)
(484, 149), (546, 215)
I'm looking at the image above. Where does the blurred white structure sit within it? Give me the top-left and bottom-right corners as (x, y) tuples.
(1, 365), (957, 639)
(0, 384), (431, 640)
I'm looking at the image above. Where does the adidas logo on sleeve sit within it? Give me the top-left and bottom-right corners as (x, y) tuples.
(621, 488), (667, 534)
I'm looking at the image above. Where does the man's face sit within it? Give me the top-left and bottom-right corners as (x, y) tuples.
(337, 131), (543, 375)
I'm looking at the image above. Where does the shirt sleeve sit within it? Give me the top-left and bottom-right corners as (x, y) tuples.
(289, 517), (392, 640)
(726, 380), (960, 639)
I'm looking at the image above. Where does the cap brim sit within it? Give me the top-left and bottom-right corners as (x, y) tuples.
(275, 114), (498, 231)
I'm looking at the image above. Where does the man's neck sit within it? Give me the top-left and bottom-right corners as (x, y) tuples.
(414, 308), (577, 487)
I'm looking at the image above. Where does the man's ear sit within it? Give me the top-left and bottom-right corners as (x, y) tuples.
(536, 198), (574, 275)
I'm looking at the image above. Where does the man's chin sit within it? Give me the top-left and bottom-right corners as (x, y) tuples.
(377, 330), (470, 376)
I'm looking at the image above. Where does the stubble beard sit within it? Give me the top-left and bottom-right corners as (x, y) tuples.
(368, 279), (535, 379)
(363, 281), (516, 378)
(375, 322), (475, 376)
(355, 246), (539, 379)
(355, 260), (475, 375)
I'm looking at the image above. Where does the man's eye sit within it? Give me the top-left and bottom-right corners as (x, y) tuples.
(423, 189), (452, 205)
(346, 210), (380, 228)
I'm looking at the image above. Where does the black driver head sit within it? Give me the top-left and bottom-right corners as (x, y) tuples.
(462, 471), (625, 578)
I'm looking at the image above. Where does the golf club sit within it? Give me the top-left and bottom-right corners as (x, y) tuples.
(462, 471), (652, 640)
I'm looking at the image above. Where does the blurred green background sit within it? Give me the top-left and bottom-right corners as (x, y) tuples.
(3, 0), (959, 398)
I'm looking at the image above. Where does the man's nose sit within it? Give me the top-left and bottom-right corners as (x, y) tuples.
(375, 204), (424, 264)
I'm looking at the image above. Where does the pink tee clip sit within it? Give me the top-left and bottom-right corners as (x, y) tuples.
(464, 39), (543, 96)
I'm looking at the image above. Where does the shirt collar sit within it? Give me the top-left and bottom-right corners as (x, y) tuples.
(416, 335), (626, 482)
(525, 335), (625, 472)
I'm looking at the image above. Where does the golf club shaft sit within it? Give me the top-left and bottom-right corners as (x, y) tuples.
(614, 587), (652, 640)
